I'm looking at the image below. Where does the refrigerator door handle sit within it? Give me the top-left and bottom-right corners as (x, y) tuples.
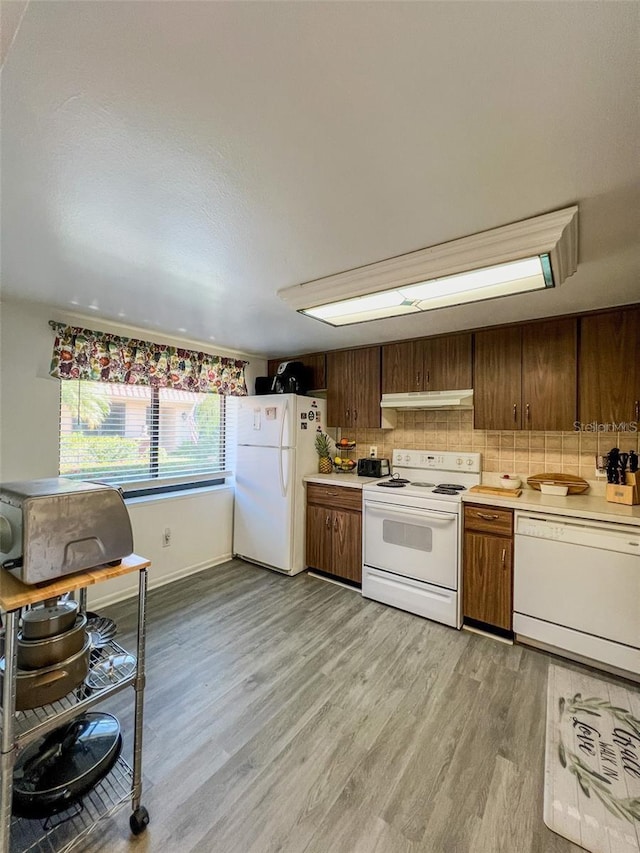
(279, 398), (289, 449)
(278, 400), (289, 498)
(278, 448), (288, 498)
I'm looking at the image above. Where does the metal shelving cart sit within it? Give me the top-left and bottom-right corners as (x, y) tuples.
(0, 554), (151, 853)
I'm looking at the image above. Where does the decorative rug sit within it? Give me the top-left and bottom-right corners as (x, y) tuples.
(545, 664), (640, 852)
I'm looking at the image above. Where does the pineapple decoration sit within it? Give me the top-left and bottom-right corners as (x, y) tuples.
(315, 432), (334, 474)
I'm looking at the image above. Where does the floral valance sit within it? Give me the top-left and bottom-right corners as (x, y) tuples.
(49, 322), (248, 395)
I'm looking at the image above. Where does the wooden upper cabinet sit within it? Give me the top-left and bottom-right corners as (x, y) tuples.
(267, 353), (326, 390)
(382, 333), (472, 394)
(351, 346), (382, 428)
(382, 341), (422, 393)
(327, 347), (381, 428)
(303, 353), (327, 390)
(474, 319), (577, 430)
(473, 326), (522, 430)
(327, 349), (350, 427)
(522, 318), (577, 431)
(579, 308), (640, 424)
(424, 333), (472, 391)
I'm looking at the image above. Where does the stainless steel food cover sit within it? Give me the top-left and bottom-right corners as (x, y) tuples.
(0, 478), (134, 584)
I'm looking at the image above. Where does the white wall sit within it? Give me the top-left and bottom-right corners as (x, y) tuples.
(0, 299), (266, 604)
(88, 485), (235, 609)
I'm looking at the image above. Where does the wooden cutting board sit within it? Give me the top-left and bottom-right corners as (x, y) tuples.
(527, 473), (589, 494)
(468, 485), (522, 498)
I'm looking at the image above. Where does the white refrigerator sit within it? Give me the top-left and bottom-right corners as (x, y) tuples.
(233, 394), (327, 575)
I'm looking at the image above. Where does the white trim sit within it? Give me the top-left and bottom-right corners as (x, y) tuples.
(88, 553), (233, 610)
(278, 206), (578, 310)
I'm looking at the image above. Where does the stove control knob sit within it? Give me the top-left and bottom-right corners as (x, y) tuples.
(456, 458), (463, 466)
(404, 454), (411, 463)
(467, 459), (474, 466)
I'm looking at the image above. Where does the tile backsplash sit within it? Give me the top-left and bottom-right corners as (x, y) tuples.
(342, 411), (640, 480)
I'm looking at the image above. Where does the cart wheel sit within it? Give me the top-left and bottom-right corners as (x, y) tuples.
(130, 806), (150, 835)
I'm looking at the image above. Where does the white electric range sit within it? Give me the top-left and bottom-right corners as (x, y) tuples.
(361, 449), (482, 628)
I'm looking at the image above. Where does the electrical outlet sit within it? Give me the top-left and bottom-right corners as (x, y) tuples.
(162, 527), (171, 547)
(369, 446), (377, 458)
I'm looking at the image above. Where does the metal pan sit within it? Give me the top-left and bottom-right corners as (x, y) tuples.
(0, 635), (91, 711)
(21, 598), (79, 640)
(17, 614), (88, 670)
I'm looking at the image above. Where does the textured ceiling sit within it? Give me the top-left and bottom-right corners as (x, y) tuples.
(1, 1), (639, 357)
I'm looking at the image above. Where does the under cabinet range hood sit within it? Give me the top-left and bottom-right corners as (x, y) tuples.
(380, 390), (474, 411)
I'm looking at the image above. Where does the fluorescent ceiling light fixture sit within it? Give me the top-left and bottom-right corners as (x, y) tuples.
(278, 206), (578, 327)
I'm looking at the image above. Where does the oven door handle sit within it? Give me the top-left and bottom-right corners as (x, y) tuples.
(365, 502), (457, 524)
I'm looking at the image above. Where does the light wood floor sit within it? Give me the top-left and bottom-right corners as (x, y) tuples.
(79, 559), (590, 853)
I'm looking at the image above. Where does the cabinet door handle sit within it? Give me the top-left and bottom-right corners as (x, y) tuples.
(477, 513), (499, 520)
(526, 403), (530, 421)
(426, 370), (430, 386)
(325, 491), (339, 497)
(636, 400), (639, 421)
(345, 409), (350, 422)
(333, 517), (339, 531)
(501, 548), (506, 567)
(325, 516), (331, 529)
(354, 409), (358, 422)
(513, 403), (518, 422)
(416, 372), (420, 388)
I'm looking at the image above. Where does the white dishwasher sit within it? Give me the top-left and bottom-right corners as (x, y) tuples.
(514, 511), (640, 678)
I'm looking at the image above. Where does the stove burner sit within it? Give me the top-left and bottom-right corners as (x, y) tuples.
(409, 482), (436, 488)
(437, 483), (466, 491)
(390, 474), (410, 483)
(377, 480), (407, 488)
(432, 487), (459, 495)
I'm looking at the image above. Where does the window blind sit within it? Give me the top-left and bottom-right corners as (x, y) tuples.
(59, 381), (226, 487)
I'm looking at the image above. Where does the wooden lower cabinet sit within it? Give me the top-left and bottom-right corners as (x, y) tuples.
(306, 504), (333, 577)
(462, 504), (513, 632)
(306, 484), (362, 584)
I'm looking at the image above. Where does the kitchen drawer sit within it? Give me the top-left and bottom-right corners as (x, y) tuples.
(464, 504), (513, 536)
(306, 483), (362, 512)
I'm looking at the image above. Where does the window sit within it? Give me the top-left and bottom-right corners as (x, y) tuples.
(59, 381), (226, 490)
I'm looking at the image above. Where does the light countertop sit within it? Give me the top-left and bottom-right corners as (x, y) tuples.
(304, 472), (640, 525)
(463, 489), (640, 526)
(304, 473), (382, 490)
